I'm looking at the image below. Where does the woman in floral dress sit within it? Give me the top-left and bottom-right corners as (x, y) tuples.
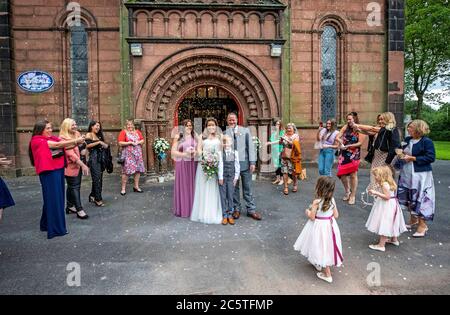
(118, 119), (146, 195)
(336, 112), (366, 205)
(397, 119), (435, 238)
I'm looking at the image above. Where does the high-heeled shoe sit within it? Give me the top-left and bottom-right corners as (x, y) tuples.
(65, 207), (77, 214)
(133, 187), (143, 193)
(76, 209), (89, 219)
(412, 227), (428, 238)
(93, 200), (105, 207)
(89, 196), (95, 203)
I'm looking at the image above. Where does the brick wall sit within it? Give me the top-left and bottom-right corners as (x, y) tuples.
(12, 0), (122, 168)
(290, 0), (389, 161)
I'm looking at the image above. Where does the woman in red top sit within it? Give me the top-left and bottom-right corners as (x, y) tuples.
(29, 119), (85, 239)
(118, 119), (146, 195)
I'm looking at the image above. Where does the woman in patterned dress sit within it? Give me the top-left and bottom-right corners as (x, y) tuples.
(336, 112), (366, 205)
(118, 119), (146, 195)
(397, 120), (435, 237)
(279, 123), (302, 195)
(355, 112), (401, 191)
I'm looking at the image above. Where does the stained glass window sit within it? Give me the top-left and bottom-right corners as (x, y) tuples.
(70, 23), (89, 127)
(321, 25), (337, 122)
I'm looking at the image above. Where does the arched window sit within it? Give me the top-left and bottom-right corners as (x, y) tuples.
(69, 23), (89, 126)
(320, 25), (337, 122)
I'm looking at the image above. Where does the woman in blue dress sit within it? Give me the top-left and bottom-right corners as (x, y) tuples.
(0, 158), (15, 221)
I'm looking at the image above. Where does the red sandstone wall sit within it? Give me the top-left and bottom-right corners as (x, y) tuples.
(12, 0), (121, 167)
(290, 0), (386, 125)
(290, 0), (386, 161)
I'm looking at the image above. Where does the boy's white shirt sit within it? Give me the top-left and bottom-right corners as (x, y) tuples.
(218, 149), (240, 181)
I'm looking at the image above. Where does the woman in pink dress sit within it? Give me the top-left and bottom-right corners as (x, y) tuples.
(172, 119), (198, 217)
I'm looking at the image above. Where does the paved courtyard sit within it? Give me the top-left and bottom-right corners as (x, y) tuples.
(1, 161), (449, 295)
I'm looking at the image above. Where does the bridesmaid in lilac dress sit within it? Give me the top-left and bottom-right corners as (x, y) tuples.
(172, 119), (198, 217)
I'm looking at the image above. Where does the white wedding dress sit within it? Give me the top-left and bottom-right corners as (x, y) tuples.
(190, 137), (223, 224)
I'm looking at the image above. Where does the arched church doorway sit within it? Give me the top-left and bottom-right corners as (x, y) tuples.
(176, 85), (242, 131)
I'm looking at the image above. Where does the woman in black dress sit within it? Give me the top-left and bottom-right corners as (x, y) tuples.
(85, 121), (109, 207)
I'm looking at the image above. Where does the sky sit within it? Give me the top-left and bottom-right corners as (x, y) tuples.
(408, 81), (450, 109)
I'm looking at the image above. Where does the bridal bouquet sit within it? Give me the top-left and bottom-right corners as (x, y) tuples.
(201, 150), (220, 180)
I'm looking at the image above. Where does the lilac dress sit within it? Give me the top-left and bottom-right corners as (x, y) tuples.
(173, 136), (197, 217)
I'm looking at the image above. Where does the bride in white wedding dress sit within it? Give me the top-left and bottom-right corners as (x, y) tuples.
(190, 118), (223, 224)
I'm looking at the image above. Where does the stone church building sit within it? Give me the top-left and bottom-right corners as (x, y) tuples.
(0, 0), (404, 175)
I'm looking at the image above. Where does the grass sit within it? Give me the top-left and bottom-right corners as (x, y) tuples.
(434, 141), (450, 160)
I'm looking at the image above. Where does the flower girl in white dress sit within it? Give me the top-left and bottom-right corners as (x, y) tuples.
(190, 118), (223, 224)
(366, 166), (407, 252)
(293, 176), (343, 283)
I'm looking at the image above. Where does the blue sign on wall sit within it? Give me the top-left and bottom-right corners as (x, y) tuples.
(17, 71), (54, 93)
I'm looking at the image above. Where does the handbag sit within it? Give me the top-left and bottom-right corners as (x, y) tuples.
(117, 146), (125, 165)
(314, 141), (322, 150)
(299, 168), (307, 180)
(51, 148), (64, 159)
(364, 146), (375, 163)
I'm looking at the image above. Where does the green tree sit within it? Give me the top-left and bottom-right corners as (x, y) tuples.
(405, 0), (450, 118)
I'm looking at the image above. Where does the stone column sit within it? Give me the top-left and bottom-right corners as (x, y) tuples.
(387, 0), (405, 127)
(0, 0), (17, 169)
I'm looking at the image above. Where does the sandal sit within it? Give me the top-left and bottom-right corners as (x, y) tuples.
(342, 191), (351, 201)
(348, 196), (356, 205)
(283, 187), (289, 195)
(292, 185), (298, 193)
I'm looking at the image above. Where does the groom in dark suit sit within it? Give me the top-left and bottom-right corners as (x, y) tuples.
(225, 113), (262, 220)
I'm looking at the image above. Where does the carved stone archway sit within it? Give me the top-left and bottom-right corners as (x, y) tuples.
(135, 47), (280, 173)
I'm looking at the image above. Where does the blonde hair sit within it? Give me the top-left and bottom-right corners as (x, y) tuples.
(380, 112), (396, 130)
(222, 134), (233, 143)
(59, 118), (76, 139)
(408, 119), (430, 137)
(372, 166), (397, 191)
(286, 122), (297, 134)
(125, 119), (135, 131)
